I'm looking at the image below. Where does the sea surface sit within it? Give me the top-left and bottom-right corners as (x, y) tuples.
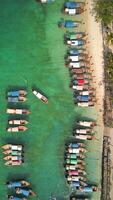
(0, 0), (101, 200)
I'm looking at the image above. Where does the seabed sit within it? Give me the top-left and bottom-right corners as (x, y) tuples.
(0, 0), (102, 200)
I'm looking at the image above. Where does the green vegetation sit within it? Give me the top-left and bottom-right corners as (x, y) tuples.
(94, 0), (113, 25)
(105, 52), (113, 81)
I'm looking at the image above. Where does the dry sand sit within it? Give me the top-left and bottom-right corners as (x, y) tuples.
(84, 0), (105, 199)
(85, 0), (105, 122)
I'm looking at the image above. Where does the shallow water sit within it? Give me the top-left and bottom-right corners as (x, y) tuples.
(0, 1), (101, 200)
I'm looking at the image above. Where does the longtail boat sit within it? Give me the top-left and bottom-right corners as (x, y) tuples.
(66, 55), (85, 62)
(7, 180), (30, 188)
(72, 79), (89, 86)
(66, 39), (85, 46)
(36, 0), (54, 3)
(65, 159), (85, 165)
(3, 150), (22, 156)
(32, 89), (48, 104)
(7, 90), (27, 97)
(8, 196), (27, 200)
(5, 160), (23, 166)
(79, 90), (93, 95)
(58, 20), (80, 28)
(65, 164), (85, 170)
(6, 126), (28, 132)
(76, 95), (90, 102)
(64, 2), (85, 9)
(7, 109), (30, 115)
(66, 176), (86, 182)
(3, 155), (23, 161)
(80, 185), (98, 193)
(65, 32), (85, 40)
(7, 97), (27, 103)
(74, 129), (92, 134)
(63, 7), (84, 15)
(66, 61), (86, 68)
(65, 153), (85, 160)
(70, 68), (87, 74)
(72, 74), (90, 80)
(77, 102), (94, 107)
(66, 142), (85, 148)
(1, 144), (23, 151)
(77, 121), (96, 127)
(68, 48), (85, 55)
(74, 135), (94, 140)
(8, 120), (28, 125)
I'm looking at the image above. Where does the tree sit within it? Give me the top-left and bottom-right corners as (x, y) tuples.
(94, 0), (113, 25)
(106, 33), (113, 45)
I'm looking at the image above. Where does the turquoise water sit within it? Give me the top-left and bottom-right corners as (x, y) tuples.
(0, 0), (101, 200)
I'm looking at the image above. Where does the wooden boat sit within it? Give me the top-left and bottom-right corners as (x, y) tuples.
(7, 97), (27, 103)
(63, 7), (84, 15)
(66, 55), (85, 62)
(8, 196), (27, 200)
(66, 176), (86, 182)
(68, 48), (85, 55)
(65, 159), (85, 165)
(58, 20), (80, 28)
(72, 74), (91, 80)
(5, 160), (23, 166)
(7, 90), (27, 97)
(77, 102), (94, 107)
(65, 32), (85, 40)
(6, 126), (28, 132)
(76, 95), (90, 102)
(1, 144), (23, 151)
(79, 90), (94, 95)
(80, 185), (98, 193)
(72, 79), (89, 86)
(66, 169), (86, 176)
(74, 135), (94, 140)
(66, 142), (85, 148)
(66, 61), (86, 68)
(3, 155), (23, 161)
(65, 164), (85, 170)
(66, 39), (85, 46)
(36, 0), (54, 3)
(7, 109), (30, 115)
(65, 153), (85, 160)
(77, 121), (96, 127)
(70, 68), (87, 74)
(6, 180), (30, 188)
(74, 129), (92, 134)
(32, 89), (48, 104)
(8, 120), (28, 125)
(67, 147), (86, 154)
(3, 150), (22, 156)
(16, 188), (36, 197)
(70, 85), (93, 91)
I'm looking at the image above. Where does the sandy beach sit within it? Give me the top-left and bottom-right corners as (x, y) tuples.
(84, 0), (105, 198)
(85, 0), (105, 120)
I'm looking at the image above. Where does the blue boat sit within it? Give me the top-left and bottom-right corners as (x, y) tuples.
(68, 48), (84, 55)
(37, 0), (54, 3)
(8, 196), (26, 200)
(76, 95), (89, 102)
(64, 2), (79, 9)
(7, 90), (27, 97)
(58, 20), (79, 28)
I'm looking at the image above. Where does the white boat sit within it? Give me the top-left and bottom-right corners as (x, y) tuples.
(32, 89), (48, 104)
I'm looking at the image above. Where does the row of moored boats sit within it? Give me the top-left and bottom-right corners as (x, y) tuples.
(57, 1), (99, 200)
(7, 180), (36, 200)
